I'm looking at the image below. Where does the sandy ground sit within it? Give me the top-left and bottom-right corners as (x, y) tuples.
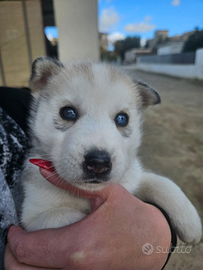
(125, 68), (203, 269)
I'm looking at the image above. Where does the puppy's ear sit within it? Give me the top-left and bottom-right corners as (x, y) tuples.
(136, 80), (161, 109)
(29, 57), (64, 94)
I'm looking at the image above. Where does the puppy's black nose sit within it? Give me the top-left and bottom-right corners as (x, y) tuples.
(84, 151), (111, 175)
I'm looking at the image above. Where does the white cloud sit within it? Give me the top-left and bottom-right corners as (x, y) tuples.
(99, 7), (120, 32)
(47, 34), (53, 41)
(108, 32), (125, 44)
(171, 0), (180, 6)
(124, 16), (155, 33)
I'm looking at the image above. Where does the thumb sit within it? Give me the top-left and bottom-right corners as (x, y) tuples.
(7, 225), (73, 267)
(7, 225), (29, 259)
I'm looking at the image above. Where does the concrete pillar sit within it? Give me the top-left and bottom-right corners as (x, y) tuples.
(53, 0), (99, 63)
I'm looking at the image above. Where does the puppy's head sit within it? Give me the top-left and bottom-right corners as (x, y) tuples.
(29, 57), (160, 190)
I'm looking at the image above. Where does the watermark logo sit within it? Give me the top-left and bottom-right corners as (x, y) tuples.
(142, 243), (154, 255)
(142, 243), (192, 255)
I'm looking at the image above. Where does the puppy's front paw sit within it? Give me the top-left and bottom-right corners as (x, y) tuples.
(138, 173), (202, 244)
(174, 204), (202, 244)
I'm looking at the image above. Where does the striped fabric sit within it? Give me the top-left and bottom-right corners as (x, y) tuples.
(0, 108), (28, 269)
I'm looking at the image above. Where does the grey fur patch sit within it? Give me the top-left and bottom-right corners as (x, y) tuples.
(118, 126), (133, 138)
(53, 118), (72, 132)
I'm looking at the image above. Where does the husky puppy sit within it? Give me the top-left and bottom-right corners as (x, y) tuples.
(21, 57), (202, 244)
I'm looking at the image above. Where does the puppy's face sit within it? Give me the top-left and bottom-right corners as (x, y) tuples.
(30, 58), (160, 190)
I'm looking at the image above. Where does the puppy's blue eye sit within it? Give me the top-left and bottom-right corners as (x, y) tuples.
(60, 107), (77, 121)
(115, 113), (128, 127)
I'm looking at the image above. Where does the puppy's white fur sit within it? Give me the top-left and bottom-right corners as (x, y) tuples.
(21, 58), (202, 244)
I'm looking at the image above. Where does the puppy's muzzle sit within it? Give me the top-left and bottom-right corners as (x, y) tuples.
(83, 150), (112, 178)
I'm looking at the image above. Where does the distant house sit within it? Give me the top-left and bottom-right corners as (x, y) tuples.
(147, 30), (169, 50)
(124, 48), (152, 63)
(146, 30), (195, 53)
(170, 31), (195, 42)
(157, 41), (185, 55)
(99, 32), (108, 51)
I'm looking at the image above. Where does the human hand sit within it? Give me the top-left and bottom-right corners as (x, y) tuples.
(5, 169), (171, 270)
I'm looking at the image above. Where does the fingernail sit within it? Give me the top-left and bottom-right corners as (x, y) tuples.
(29, 159), (55, 172)
(3, 225), (13, 245)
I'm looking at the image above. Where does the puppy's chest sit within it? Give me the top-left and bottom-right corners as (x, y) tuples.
(52, 190), (92, 214)
(23, 170), (92, 215)
(43, 187), (91, 214)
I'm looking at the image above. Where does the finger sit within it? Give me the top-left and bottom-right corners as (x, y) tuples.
(40, 168), (118, 200)
(4, 244), (60, 270)
(30, 159), (105, 200)
(7, 225), (72, 268)
(39, 168), (94, 198)
(31, 159), (124, 202)
(40, 168), (112, 211)
(40, 167), (131, 211)
(40, 167), (104, 210)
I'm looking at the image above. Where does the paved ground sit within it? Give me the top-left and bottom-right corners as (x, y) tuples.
(125, 68), (203, 269)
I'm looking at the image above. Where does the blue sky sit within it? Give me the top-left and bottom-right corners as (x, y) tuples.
(45, 26), (58, 40)
(98, 0), (203, 47)
(45, 0), (203, 48)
